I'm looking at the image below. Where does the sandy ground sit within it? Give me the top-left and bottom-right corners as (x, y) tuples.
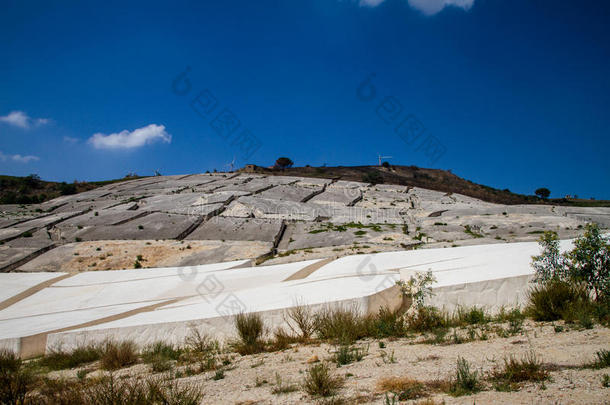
(19, 240), (270, 271)
(51, 321), (610, 404)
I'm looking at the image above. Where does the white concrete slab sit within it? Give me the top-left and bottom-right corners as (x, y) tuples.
(0, 273), (66, 303)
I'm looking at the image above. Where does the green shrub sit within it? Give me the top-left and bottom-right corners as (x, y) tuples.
(567, 223), (610, 301)
(314, 306), (372, 344)
(526, 280), (589, 321)
(373, 307), (406, 338)
(491, 352), (549, 391)
(303, 363), (343, 397)
(406, 306), (447, 333)
(588, 349), (610, 369)
(183, 329), (221, 372)
(0, 349), (31, 405)
(333, 345), (367, 366)
(449, 357), (481, 396)
(455, 306), (489, 326)
(271, 372), (299, 394)
(38, 344), (101, 370)
(531, 225), (609, 301)
(362, 171), (383, 185)
(284, 304), (315, 340)
(142, 342), (182, 372)
(100, 341), (138, 370)
(234, 312), (265, 355)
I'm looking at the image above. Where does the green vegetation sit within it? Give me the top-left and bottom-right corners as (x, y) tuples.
(37, 345), (101, 371)
(274, 157), (294, 170)
(233, 312), (265, 355)
(376, 377), (428, 400)
(100, 340), (138, 370)
(309, 222), (385, 234)
(449, 357), (481, 396)
(0, 174), (147, 204)
(535, 187), (551, 199)
(0, 349), (31, 405)
(303, 363), (343, 397)
(491, 352), (549, 391)
(528, 224), (609, 325)
(271, 372), (298, 394)
(464, 225), (484, 238)
(333, 344), (367, 366)
(142, 342), (183, 373)
(585, 349), (610, 369)
(362, 171), (384, 185)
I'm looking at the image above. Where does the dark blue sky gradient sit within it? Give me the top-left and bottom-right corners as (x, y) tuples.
(1, 0), (609, 198)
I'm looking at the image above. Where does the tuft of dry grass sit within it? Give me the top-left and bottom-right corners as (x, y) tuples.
(234, 312), (266, 355)
(285, 304), (315, 340)
(491, 351), (549, 391)
(376, 376), (428, 400)
(99, 340), (138, 370)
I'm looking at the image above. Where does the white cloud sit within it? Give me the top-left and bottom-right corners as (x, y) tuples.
(0, 111), (50, 129)
(63, 136), (79, 144)
(88, 124), (172, 150)
(408, 0), (474, 15)
(0, 151), (40, 163)
(358, 0), (475, 15)
(359, 0), (386, 7)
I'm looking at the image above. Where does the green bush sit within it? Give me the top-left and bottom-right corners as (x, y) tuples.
(491, 352), (549, 391)
(333, 345), (367, 366)
(589, 349), (610, 369)
(449, 357), (481, 396)
(303, 363), (343, 397)
(526, 280), (589, 321)
(100, 341), (138, 370)
(567, 223), (610, 301)
(362, 171), (383, 185)
(531, 224), (609, 301)
(455, 306), (489, 326)
(406, 306), (447, 333)
(373, 307), (406, 338)
(38, 345), (101, 370)
(234, 312), (265, 355)
(314, 307), (372, 344)
(142, 342), (182, 372)
(0, 349), (31, 405)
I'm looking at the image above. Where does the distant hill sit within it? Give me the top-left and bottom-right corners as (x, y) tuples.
(2, 166), (608, 207)
(241, 165), (610, 207)
(0, 174), (146, 205)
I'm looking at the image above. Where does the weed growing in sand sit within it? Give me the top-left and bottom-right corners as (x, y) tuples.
(491, 352), (549, 391)
(449, 357), (481, 396)
(376, 376), (428, 400)
(333, 344), (367, 366)
(303, 363), (343, 397)
(234, 312), (265, 355)
(271, 372), (299, 394)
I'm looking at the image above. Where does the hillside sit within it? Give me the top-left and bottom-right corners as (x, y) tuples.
(0, 174), (147, 205)
(243, 165), (610, 207)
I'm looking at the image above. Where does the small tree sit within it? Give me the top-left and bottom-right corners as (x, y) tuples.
(381, 161), (391, 169)
(535, 188), (551, 199)
(567, 223), (609, 300)
(531, 231), (567, 283)
(396, 270), (436, 308)
(275, 157), (294, 170)
(531, 223), (609, 302)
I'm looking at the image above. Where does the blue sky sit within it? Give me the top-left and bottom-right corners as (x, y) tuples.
(1, 0), (609, 199)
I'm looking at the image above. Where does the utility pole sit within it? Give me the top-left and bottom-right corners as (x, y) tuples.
(378, 154), (392, 166)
